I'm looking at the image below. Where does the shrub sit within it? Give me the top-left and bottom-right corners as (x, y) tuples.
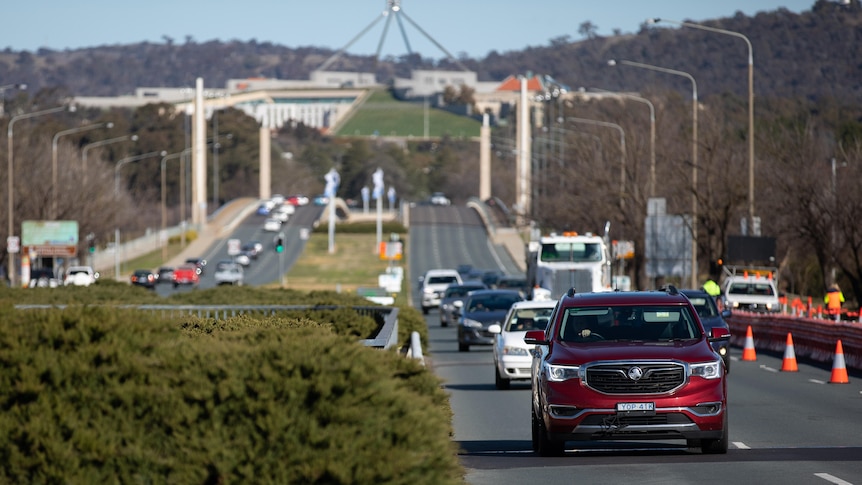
(0, 307), (463, 483)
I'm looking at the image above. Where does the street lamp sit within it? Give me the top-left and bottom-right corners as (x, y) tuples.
(161, 148), (193, 261)
(161, 139), (220, 260)
(608, 58), (699, 289)
(7, 104), (71, 287)
(52, 121), (114, 218)
(583, 87), (656, 198)
(115, 150), (167, 196)
(82, 134), (139, 175)
(566, 116), (626, 210)
(0, 83), (27, 117)
(648, 17), (756, 236)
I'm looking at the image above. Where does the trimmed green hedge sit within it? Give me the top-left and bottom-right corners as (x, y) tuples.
(0, 307), (462, 483)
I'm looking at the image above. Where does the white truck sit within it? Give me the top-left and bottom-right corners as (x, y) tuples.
(721, 266), (780, 313)
(525, 231), (613, 300)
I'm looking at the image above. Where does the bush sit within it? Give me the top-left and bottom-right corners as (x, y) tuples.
(0, 307), (463, 483)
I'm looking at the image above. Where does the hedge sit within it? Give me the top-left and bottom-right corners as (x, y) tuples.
(0, 306), (463, 483)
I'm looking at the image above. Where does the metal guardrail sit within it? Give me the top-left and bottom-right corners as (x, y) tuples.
(15, 304), (400, 350)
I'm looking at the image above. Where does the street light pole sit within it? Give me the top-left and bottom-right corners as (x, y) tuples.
(584, 87), (656, 198)
(608, 59), (698, 288)
(52, 122), (113, 219)
(115, 150), (167, 197)
(7, 105), (68, 287)
(649, 18), (756, 235)
(566, 116), (626, 210)
(82, 134), (138, 185)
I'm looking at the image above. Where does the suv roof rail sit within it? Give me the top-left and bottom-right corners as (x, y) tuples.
(662, 284), (679, 295)
(566, 287), (577, 297)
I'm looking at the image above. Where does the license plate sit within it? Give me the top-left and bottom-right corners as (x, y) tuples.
(616, 402), (655, 414)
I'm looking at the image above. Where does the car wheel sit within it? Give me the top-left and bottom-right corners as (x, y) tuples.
(458, 342), (469, 352)
(701, 415), (729, 454)
(495, 367), (510, 390)
(532, 407), (564, 456)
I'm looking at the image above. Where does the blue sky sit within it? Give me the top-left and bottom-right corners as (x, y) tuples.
(4, 1), (817, 59)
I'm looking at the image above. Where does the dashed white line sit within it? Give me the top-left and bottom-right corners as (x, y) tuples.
(809, 379), (827, 384)
(814, 472), (854, 485)
(732, 441), (750, 450)
(759, 365), (778, 373)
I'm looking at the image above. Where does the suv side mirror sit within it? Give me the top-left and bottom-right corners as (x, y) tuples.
(524, 329), (549, 345)
(709, 327), (730, 342)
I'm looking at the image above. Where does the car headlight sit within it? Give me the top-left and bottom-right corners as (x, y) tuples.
(462, 318), (484, 329)
(690, 360), (722, 379)
(543, 362), (580, 382)
(502, 346), (529, 356)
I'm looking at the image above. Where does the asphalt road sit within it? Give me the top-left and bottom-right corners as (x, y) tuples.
(409, 204), (862, 485)
(153, 204), (323, 296)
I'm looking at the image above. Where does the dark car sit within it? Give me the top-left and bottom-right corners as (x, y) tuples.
(156, 267), (174, 284)
(130, 269), (156, 289)
(439, 281), (488, 327)
(681, 288), (732, 372)
(457, 289), (524, 351)
(524, 286), (730, 456)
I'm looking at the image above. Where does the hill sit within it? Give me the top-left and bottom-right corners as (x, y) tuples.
(0, 1), (858, 103)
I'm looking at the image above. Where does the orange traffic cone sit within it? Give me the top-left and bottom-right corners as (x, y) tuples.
(829, 340), (850, 384)
(742, 325), (757, 361)
(781, 333), (798, 372)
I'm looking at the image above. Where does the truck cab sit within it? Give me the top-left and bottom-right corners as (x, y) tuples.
(721, 266), (780, 313)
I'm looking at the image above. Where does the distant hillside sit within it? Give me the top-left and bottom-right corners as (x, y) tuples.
(0, 1), (859, 103)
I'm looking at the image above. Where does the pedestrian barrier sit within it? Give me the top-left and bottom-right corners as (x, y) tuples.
(742, 325), (757, 361)
(781, 332), (798, 372)
(829, 340), (850, 384)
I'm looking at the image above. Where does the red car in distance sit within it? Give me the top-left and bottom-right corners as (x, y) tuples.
(172, 264), (200, 288)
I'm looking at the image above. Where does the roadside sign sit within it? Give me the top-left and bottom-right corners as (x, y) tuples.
(227, 238), (241, 256)
(7, 236), (19, 254)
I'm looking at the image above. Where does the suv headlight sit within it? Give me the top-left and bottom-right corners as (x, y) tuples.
(690, 360), (722, 380)
(543, 362), (580, 382)
(462, 318), (483, 329)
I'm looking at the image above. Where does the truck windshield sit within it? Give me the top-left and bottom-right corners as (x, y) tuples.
(540, 242), (602, 263)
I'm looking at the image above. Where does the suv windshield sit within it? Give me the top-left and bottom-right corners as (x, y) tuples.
(559, 305), (701, 343)
(728, 282), (775, 296)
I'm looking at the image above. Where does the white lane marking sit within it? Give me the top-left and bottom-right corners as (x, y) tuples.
(759, 365), (778, 373)
(814, 472), (854, 485)
(809, 379), (826, 384)
(732, 442), (750, 450)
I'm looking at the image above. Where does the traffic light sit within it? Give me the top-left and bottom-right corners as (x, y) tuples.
(87, 234), (96, 253)
(275, 235), (284, 253)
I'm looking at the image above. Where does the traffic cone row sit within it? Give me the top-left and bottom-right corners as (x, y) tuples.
(781, 333), (798, 372)
(743, 328), (849, 383)
(741, 325), (757, 361)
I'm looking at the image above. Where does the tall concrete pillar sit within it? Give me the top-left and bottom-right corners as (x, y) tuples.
(479, 113), (491, 200)
(259, 126), (271, 200)
(192, 77), (207, 225)
(517, 77), (532, 223)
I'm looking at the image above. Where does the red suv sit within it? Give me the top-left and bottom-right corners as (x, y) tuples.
(525, 286), (730, 456)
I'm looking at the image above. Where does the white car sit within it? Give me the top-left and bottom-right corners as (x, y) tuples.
(263, 218), (282, 232)
(214, 262), (244, 286)
(64, 265), (98, 287)
(488, 299), (556, 390)
(430, 192), (451, 206)
(418, 268), (462, 314)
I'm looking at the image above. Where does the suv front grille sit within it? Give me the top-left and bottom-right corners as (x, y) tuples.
(584, 362), (686, 394)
